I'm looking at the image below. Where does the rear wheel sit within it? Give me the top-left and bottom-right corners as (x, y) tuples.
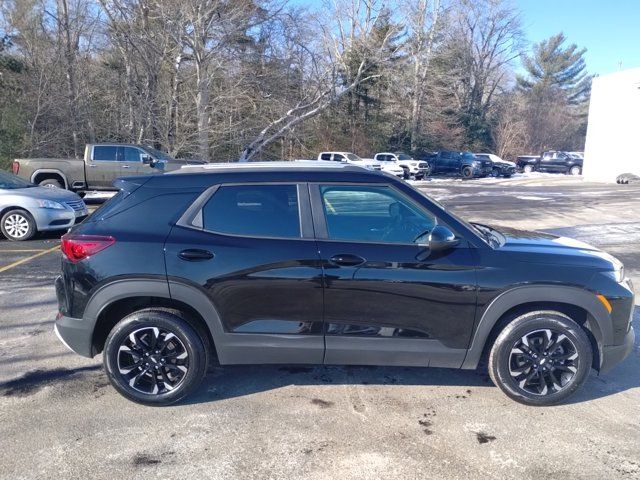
(569, 166), (582, 176)
(103, 309), (208, 406)
(488, 311), (592, 406)
(402, 167), (410, 180)
(1, 209), (36, 241)
(39, 178), (63, 188)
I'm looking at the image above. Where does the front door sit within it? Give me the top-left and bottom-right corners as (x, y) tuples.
(311, 183), (478, 368)
(164, 182), (325, 365)
(86, 145), (120, 188)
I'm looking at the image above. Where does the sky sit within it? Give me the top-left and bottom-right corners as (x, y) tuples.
(516, 0), (640, 76)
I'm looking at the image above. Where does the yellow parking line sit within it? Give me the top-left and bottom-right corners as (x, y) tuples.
(0, 245), (60, 274)
(0, 249), (47, 253)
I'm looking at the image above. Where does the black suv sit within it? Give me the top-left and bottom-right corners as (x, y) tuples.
(55, 163), (635, 406)
(425, 151), (493, 178)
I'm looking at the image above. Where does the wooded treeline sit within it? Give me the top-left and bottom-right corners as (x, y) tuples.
(0, 0), (592, 167)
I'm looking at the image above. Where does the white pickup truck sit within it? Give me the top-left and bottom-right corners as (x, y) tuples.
(317, 152), (404, 177)
(373, 152), (430, 179)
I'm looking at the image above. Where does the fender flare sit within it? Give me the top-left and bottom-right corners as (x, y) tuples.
(461, 285), (612, 369)
(30, 169), (69, 189)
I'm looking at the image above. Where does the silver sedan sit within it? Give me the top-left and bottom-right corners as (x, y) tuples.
(0, 171), (88, 241)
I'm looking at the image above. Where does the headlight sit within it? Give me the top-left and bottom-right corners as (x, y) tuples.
(37, 199), (66, 210)
(411, 162), (418, 167)
(603, 266), (624, 283)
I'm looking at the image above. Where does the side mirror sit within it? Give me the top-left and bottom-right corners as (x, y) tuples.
(141, 154), (153, 165)
(429, 225), (459, 251)
(415, 225), (459, 257)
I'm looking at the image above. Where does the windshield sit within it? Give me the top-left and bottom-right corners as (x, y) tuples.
(142, 146), (175, 161)
(396, 154), (412, 160)
(345, 153), (363, 161)
(0, 172), (34, 189)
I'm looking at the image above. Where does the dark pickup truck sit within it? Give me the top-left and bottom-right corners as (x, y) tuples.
(425, 151), (492, 179)
(516, 151), (583, 175)
(12, 143), (204, 191)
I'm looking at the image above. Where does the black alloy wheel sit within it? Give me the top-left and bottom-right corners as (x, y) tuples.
(488, 311), (592, 406)
(104, 309), (207, 405)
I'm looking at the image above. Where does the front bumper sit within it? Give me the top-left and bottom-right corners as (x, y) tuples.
(600, 326), (635, 373)
(33, 206), (88, 231)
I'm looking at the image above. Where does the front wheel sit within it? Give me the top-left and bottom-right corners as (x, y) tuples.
(488, 311), (592, 406)
(569, 166), (582, 176)
(103, 309), (208, 406)
(39, 178), (63, 188)
(1, 209), (36, 241)
(402, 167), (410, 180)
(461, 166), (473, 179)
(523, 164), (534, 174)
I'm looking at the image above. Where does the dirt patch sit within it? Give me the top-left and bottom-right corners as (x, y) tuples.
(476, 432), (496, 444)
(310, 398), (334, 409)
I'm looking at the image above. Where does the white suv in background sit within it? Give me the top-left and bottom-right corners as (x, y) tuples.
(317, 152), (382, 171)
(373, 152), (430, 179)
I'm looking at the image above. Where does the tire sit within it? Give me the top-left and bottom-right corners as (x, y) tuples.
(488, 311), (592, 406)
(103, 309), (208, 406)
(491, 168), (501, 177)
(523, 164), (534, 174)
(1, 209), (37, 241)
(402, 167), (410, 180)
(461, 166), (473, 179)
(569, 166), (582, 176)
(39, 178), (63, 188)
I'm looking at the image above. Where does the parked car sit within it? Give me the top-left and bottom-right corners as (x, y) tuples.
(538, 151), (584, 175)
(473, 153), (516, 177)
(317, 152), (383, 172)
(373, 152), (430, 179)
(54, 161), (634, 407)
(516, 152), (583, 175)
(516, 155), (540, 173)
(0, 171), (87, 241)
(12, 143), (205, 192)
(425, 151), (492, 179)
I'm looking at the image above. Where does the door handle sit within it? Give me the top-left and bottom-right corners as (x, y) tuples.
(178, 249), (214, 261)
(329, 254), (366, 266)
(88, 164), (97, 167)
(122, 165), (131, 169)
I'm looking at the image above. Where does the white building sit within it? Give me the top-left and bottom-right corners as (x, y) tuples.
(584, 67), (640, 182)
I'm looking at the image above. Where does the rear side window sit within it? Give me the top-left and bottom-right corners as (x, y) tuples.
(93, 146), (118, 161)
(320, 153), (331, 161)
(202, 185), (301, 238)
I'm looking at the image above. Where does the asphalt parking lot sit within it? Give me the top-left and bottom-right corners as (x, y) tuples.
(1, 175), (639, 480)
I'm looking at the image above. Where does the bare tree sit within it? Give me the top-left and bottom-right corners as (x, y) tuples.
(239, 0), (402, 161)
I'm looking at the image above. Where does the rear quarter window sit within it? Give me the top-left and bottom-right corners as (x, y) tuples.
(202, 184), (301, 238)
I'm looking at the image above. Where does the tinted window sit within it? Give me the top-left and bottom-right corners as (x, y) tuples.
(93, 146), (118, 161)
(320, 153), (331, 161)
(320, 185), (436, 243)
(123, 147), (143, 162)
(333, 154), (345, 162)
(202, 185), (300, 238)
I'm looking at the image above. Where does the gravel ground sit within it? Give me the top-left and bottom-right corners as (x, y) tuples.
(0, 175), (639, 480)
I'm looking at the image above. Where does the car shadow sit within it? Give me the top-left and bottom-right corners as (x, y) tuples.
(185, 306), (640, 407)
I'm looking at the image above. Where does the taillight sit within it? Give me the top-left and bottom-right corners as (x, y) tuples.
(61, 234), (115, 263)
(12, 161), (19, 175)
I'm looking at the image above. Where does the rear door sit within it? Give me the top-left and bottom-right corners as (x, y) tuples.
(164, 182), (325, 365)
(86, 145), (120, 188)
(311, 183), (478, 368)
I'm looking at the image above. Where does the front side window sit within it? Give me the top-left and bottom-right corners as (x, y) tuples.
(333, 154), (345, 162)
(93, 146), (118, 161)
(320, 185), (436, 243)
(397, 153), (412, 160)
(123, 147), (143, 162)
(202, 184), (301, 238)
